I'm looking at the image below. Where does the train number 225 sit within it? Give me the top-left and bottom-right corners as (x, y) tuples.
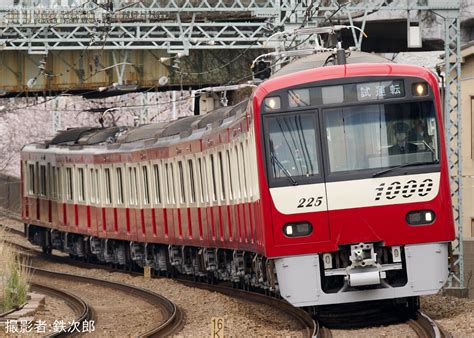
(297, 196), (323, 208)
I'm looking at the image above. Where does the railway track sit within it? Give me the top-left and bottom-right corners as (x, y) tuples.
(179, 280), (319, 338)
(409, 311), (451, 338)
(0, 223), (184, 338)
(0, 222), (449, 338)
(30, 282), (94, 338)
(28, 266), (184, 337)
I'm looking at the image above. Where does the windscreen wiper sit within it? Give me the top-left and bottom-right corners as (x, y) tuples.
(271, 152), (298, 185)
(372, 160), (440, 178)
(422, 140), (438, 161)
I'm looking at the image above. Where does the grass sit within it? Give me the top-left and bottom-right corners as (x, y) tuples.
(0, 227), (31, 312)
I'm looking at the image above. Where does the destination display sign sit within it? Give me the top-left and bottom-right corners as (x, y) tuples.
(356, 80), (405, 101)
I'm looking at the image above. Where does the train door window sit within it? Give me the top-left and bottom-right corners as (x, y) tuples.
(66, 167), (74, 201)
(218, 151), (226, 200)
(188, 159), (196, 203)
(240, 143), (247, 198)
(28, 163), (35, 195)
(226, 150), (234, 200)
(116, 167), (124, 205)
(198, 158), (206, 203)
(178, 161), (186, 203)
(153, 164), (162, 204)
(78, 168), (85, 202)
(39, 165), (47, 197)
(210, 154), (217, 201)
(142, 165), (150, 205)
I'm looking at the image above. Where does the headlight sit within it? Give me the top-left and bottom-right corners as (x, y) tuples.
(406, 210), (435, 225)
(263, 97), (281, 111)
(412, 82), (428, 97)
(283, 222), (313, 237)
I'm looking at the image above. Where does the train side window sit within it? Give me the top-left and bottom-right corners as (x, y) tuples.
(105, 168), (112, 204)
(234, 145), (242, 199)
(198, 158), (206, 203)
(128, 167), (134, 205)
(95, 169), (100, 203)
(135, 167), (140, 205)
(47, 163), (52, 198)
(165, 163), (170, 203)
(51, 166), (57, 199)
(210, 154), (217, 201)
(226, 150), (234, 200)
(218, 151), (226, 200)
(153, 164), (162, 204)
(39, 165), (47, 197)
(90, 169), (96, 203)
(188, 159), (196, 203)
(245, 140), (252, 197)
(129, 167), (139, 206)
(56, 167), (62, 200)
(116, 167), (124, 205)
(178, 161), (186, 203)
(165, 162), (176, 204)
(78, 168), (85, 202)
(240, 143), (248, 198)
(66, 167), (74, 201)
(170, 163), (176, 204)
(142, 165), (150, 205)
(28, 163), (36, 195)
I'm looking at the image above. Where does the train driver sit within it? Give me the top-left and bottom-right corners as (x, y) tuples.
(388, 122), (418, 155)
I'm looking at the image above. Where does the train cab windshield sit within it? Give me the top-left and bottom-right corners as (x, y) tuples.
(325, 101), (439, 175)
(263, 80), (440, 186)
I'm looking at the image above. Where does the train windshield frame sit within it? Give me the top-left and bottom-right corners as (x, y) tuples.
(261, 76), (441, 187)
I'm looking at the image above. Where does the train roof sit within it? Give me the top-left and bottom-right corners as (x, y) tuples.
(271, 51), (392, 78)
(24, 99), (250, 154)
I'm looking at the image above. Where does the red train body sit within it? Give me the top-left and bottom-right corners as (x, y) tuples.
(22, 53), (455, 308)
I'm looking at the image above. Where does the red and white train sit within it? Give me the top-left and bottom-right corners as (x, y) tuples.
(22, 51), (454, 310)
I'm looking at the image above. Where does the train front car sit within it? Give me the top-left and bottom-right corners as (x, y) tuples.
(254, 55), (455, 308)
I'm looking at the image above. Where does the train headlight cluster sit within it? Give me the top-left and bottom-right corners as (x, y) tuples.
(412, 82), (428, 96)
(283, 222), (313, 237)
(406, 210), (435, 226)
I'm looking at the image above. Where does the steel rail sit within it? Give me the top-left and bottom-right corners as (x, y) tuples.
(178, 280), (317, 338)
(408, 310), (449, 338)
(30, 282), (94, 338)
(27, 266), (183, 338)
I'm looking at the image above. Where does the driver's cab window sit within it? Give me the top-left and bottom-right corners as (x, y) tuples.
(266, 113), (319, 179)
(325, 101), (438, 173)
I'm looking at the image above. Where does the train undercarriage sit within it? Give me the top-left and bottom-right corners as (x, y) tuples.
(25, 224), (278, 291)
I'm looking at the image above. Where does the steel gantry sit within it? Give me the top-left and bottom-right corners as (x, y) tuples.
(0, 0), (464, 288)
